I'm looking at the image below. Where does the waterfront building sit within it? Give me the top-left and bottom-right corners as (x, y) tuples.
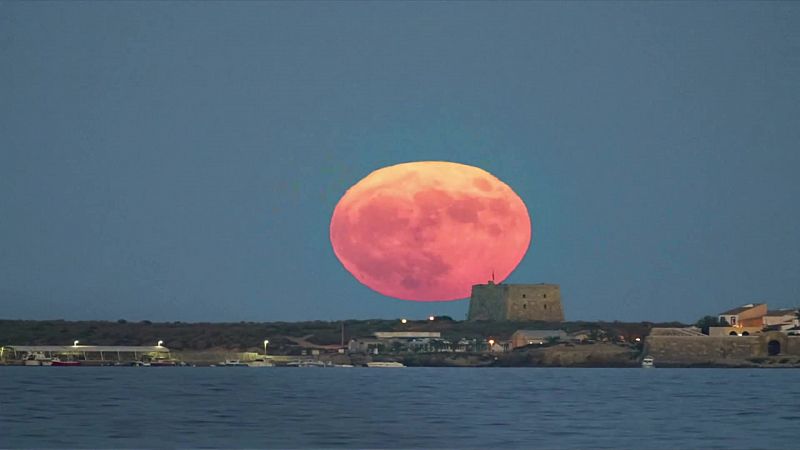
(347, 338), (383, 354)
(407, 338), (454, 353)
(0, 345), (172, 365)
(348, 332), (446, 354)
(714, 303), (799, 336)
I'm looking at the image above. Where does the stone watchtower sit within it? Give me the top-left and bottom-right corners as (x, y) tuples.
(467, 282), (564, 321)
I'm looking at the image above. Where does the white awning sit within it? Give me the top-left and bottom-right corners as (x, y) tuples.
(3, 345), (170, 353)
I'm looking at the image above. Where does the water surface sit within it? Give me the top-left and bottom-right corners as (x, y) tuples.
(1, 367), (798, 448)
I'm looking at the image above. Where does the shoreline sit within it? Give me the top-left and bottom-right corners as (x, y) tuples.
(3, 318), (799, 368)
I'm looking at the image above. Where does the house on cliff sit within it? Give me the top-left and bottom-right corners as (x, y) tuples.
(712, 303), (766, 337)
(712, 304), (799, 336)
(763, 309), (800, 330)
(718, 303), (767, 328)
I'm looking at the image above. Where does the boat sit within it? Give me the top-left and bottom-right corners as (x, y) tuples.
(218, 360), (249, 367)
(641, 356), (655, 368)
(149, 357), (179, 367)
(366, 361), (405, 368)
(23, 352), (52, 366)
(125, 361), (150, 367)
(247, 357), (275, 368)
(51, 358), (81, 367)
(285, 360), (327, 368)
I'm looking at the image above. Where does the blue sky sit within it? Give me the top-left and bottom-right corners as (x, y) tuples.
(2, 2), (799, 322)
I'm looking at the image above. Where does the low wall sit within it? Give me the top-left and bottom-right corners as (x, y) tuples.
(645, 333), (800, 366)
(645, 336), (757, 364)
(783, 335), (800, 354)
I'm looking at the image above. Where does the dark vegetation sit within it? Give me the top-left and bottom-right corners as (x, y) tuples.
(0, 318), (689, 352)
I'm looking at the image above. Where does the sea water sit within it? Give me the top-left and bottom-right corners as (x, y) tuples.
(1, 367), (798, 448)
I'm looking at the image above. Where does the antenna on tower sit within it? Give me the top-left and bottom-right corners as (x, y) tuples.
(491, 269), (495, 283)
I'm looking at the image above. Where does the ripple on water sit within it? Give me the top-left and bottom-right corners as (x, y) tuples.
(1, 367), (799, 449)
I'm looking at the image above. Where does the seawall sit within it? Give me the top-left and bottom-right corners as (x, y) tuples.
(645, 332), (800, 367)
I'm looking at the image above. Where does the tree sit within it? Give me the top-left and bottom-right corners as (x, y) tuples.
(695, 316), (725, 335)
(588, 329), (603, 341)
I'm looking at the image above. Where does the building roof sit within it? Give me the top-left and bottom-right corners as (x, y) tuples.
(719, 304), (765, 315)
(512, 330), (567, 339)
(374, 332), (441, 339)
(2, 345), (170, 353)
(766, 309), (798, 316)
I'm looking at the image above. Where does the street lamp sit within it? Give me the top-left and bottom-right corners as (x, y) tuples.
(157, 340), (164, 347)
(428, 316), (435, 321)
(73, 340), (79, 347)
(401, 318), (407, 324)
(263, 339), (269, 356)
(488, 339), (495, 352)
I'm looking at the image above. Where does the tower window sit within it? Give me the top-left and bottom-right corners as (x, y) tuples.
(544, 304), (547, 310)
(543, 294), (547, 298)
(522, 294), (526, 298)
(523, 304), (527, 309)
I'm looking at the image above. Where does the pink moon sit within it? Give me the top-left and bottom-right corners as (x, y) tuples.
(329, 161), (531, 301)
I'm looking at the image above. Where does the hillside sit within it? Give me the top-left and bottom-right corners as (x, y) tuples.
(0, 318), (688, 354)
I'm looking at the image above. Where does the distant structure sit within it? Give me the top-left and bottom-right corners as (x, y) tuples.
(510, 329), (568, 348)
(718, 303), (767, 328)
(711, 303), (799, 336)
(467, 282), (564, 322)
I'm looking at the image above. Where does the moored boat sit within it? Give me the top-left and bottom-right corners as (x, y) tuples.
(366, 361), (405, 368)
(285, 360), (327, 368)
(149, 357), (179, 367)
(247, 357), (275, 367)
(641, 356), (655, 368)
(51, 358), (81, 366)
(23, 352), (52, 366)
(218, 359), (249, 367)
